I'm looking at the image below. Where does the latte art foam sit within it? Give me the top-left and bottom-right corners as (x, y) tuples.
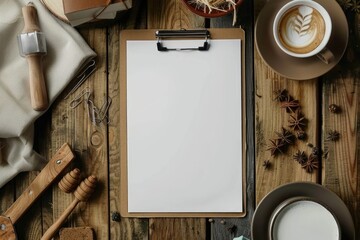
(278, 5), (326, 54)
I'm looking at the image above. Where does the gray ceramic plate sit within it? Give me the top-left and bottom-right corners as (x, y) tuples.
(255, 0), (348, 80)
(251, 182), (355, 240)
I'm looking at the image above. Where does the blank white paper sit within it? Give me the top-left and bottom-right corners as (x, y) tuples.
(127, 39), (243, 213)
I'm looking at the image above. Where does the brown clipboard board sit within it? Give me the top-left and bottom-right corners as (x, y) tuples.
(120, 28), (246, 218)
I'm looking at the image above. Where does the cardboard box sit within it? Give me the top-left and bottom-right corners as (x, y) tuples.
(63, 0), (132, 26)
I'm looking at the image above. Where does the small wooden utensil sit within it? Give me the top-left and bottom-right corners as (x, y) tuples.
(58, 168), (81, 193)
(41, 175), (97, 240)
(0, 143), (75, 240)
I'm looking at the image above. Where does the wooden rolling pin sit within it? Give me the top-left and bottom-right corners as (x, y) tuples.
(41, 175), (97, 240)
(18, 3), (48, 111)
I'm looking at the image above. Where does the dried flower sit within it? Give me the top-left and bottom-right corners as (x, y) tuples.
(352, 0), (360, 13)
(190, 0), (237, 13)
(293, 150), (307, 164)
(328, 104), (340, 113)
(302, 154), (319, 173)
(288, 110), (307, 131)
(262, 160), (271, 169)
(273, 89), (288, 102)
(296, 131), (307, 141)
(326, 130), (340, 142)
(280, 96), (300, 113)
(267, 139), (285, 156)
(337, 0), (353, 10)
(275, 127), (295, 145)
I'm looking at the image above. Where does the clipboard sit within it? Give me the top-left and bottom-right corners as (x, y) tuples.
(120, 28), (246, 218)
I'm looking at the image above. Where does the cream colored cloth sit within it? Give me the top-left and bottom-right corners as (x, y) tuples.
(0, 0), (96, 188)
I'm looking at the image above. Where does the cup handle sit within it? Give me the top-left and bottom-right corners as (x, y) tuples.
(316, 47), (334, 64)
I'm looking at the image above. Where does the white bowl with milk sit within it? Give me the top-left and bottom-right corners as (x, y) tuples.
(269, 197), (341, 240)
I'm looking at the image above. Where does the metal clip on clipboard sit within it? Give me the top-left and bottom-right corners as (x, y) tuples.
(156, 30), (210, 51)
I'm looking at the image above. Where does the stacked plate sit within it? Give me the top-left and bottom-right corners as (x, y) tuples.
(252, 182), (355, 240)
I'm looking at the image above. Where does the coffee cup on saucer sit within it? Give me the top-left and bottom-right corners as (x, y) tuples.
(273, 0), (333, 64)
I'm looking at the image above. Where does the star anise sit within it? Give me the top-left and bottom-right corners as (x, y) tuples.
(267, 139), (285, 156)
(326, 130), (340, 142)
(280, 96), (300, 113)
(293, 150), (307, 164)
(337, 0), (352, 10)
(302, 153), (319, 173)
(296, 131), (307, 140)
(262, 160), (271, 169)
(275, 127), (295, 145)
(288, 110), (307, 131)
(273, 89), (288, 102)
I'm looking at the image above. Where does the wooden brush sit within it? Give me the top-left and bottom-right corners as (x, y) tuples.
(41, 176), (97, 240)
(18, 3), (48, 111)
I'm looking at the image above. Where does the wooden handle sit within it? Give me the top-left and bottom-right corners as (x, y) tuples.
(41, 199), (79, 240)
(3, 143), (75, 224)
(41, 176), (97, 240)
(22, 3), (40, 33)
(27, 54), (48, 111)
(21, 3), (48, 111)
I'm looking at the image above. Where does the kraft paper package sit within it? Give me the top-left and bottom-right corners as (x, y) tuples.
(0, 0), (96, 188)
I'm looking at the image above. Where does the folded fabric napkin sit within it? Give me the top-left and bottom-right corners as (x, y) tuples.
(0, 0), (96, 188)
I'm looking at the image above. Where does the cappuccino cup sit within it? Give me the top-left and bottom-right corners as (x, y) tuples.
(273, 0), (333, 63)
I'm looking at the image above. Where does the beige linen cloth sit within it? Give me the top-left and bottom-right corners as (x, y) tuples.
(0, 0), (96, 188)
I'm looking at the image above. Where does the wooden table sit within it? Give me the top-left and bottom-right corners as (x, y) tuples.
(0, 0), (359, 239)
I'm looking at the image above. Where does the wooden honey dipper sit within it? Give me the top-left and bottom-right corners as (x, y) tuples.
(58, 168), (81, 193)
(41, 175), (97, 240)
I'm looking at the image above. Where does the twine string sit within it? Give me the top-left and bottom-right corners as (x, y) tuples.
(189, 0), (237, 25)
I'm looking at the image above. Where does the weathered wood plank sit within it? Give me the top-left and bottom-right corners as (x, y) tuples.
(149, 218), (206, 240)
(109, 1), (150, 239)
(209, 0), (255, 239)
(37, 27), (109, 240)
(147, 0), (205, 29)
(74, 27), (109, 240)
(108, 24), (149, 240)
(322, 69), (360, 237)
(254, 54), (319, 202)
(146, 1), (206, 240)
(254, 0), (318, 206)
(0, 181), (14, 215)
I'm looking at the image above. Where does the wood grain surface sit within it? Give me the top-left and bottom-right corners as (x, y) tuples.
(322, 63), (360, 235)
(0, 0), (358, 239)
(254, 0), (318, 206)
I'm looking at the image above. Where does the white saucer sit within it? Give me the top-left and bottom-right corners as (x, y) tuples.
(251, 182), (355, 240)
